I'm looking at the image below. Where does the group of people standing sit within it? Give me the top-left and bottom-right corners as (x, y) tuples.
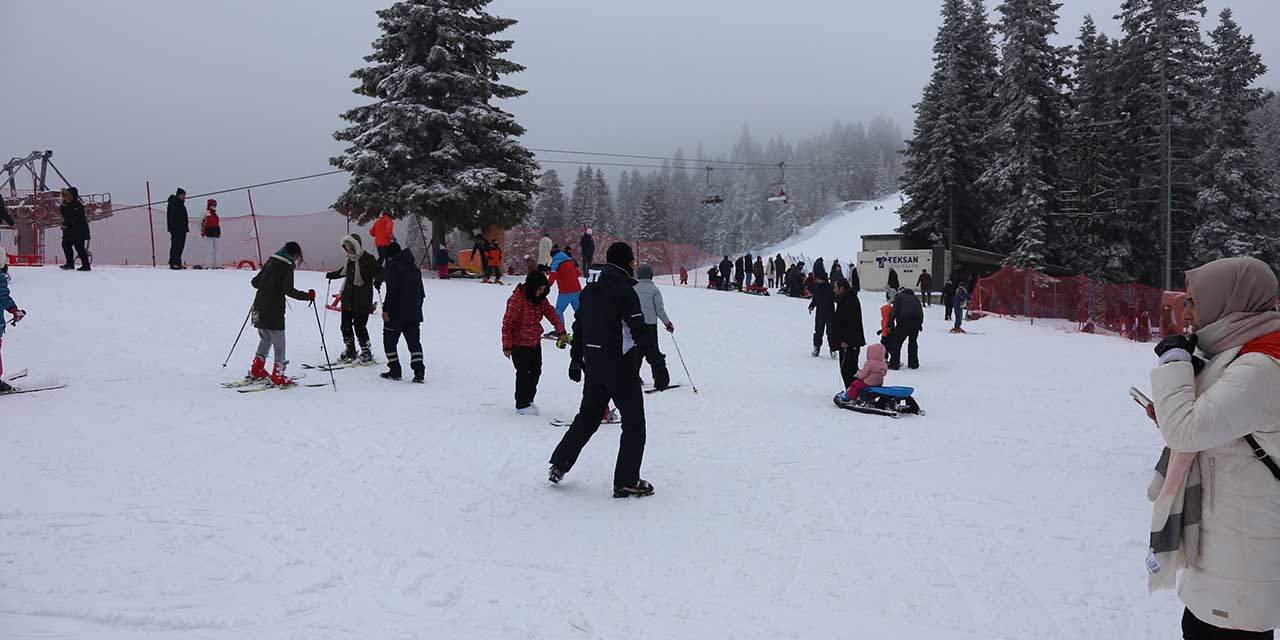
(712, 253), (790, 292)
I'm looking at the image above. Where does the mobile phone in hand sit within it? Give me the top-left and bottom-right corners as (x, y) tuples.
(1129, 386), (1153, 409)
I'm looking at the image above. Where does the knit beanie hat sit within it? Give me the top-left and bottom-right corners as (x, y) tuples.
(636, 264), (654, 280)
(606, 242), (635, 274)
(524, 271), (548, 302)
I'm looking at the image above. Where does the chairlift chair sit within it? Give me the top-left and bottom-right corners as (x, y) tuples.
(767, 162), (788, 204)
(701, 166), (724, 205)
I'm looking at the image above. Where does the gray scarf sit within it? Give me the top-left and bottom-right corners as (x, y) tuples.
(341, 235), (365, 287)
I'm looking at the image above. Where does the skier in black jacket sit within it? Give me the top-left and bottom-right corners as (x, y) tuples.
(381, 242), (426, 382)
(808, 272), (836, 357)
(549, 242), (656, 498)
(942, 277), (958, 321)
(59, 187), (91, 271)
(166, 188), (189, 269)
(888, 288), (924, 370)
(829, 276), (866, 387)
(325, 234), (384, 363)
(248, 242), (315, 386)
(718, 256), (732, 291)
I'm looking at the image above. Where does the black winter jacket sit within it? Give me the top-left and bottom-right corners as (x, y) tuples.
(830, 290), (866, 349)
(773, 256), (785, 280)
(719, 259), (732, 278)
(808, 281), (835, 316)
(167, 195), (189, 234)
(325, 250), (383, 314)
(890, 290), (924, 331)
(887, 268), (900, 290)
(0, 197), (13, 227)
(383, 249), (425, 329)
(251, 253), (311, 330)
(569, 263), (655, 382)
(942, 281), (958, 303)
(60, 200), (90, 242)
(580, 233), (595, 260)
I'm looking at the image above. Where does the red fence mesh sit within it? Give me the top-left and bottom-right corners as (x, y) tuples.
(972, 266), (1183, 342)
(500, 226), (718, 283)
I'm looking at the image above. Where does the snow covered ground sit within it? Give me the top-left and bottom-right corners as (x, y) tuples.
(1, 261), (1183, 638)
(761, 195), (906, 266)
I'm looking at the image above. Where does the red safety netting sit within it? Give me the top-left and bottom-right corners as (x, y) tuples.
(972, 266), (1183, 342)
(501, 226), (718, 285)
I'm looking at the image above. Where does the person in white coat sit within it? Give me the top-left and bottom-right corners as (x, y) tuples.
(537, 234), (553, 272)
(1149, 256), (1280, 638)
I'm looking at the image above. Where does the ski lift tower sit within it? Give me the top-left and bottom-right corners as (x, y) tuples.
(2, 150), (113, 264)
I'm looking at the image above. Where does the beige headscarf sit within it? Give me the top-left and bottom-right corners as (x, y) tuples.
(1187, 257), (1280, 355)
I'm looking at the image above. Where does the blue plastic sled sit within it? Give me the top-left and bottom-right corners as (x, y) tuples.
(834, 386), (924, 418)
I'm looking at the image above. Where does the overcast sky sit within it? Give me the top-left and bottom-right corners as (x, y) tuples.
(4, 0), (1277, 214)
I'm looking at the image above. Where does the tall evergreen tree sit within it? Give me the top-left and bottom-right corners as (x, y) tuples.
(980, 0), (1069, 267)
(568, 166), (594, 228)
(331, 0), (538, 248)
(1191, 9), (1278, 267)
(531, 170), (567, 229)
(592, 169), (616, 234)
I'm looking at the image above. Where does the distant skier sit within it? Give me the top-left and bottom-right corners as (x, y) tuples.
(633, 264), (675, 390)
(808, 272), (836, 358)
(381, 242), (426, 383)
(942, 276), (958, 321)
(888, 288), (924, 370)
(887, 267), (900, 292)
(718, 256), (732, 291)
(548, 242), (656, 498)
(580, 228), (596, 268)
(201, 199), (221, 269)
(59, 187), (90, 271)
(435, 244), (450, 279)
(0, 260), (27, 394)
(829, 276), (865, 387)
(325, 234), (383, 363)
(166, 188), (188, 270)
(679, 266), (688, 285)
(537, 233), (554, 272)
(951, 283), (970, 333)
(753, 257), (765, 288)
(370, 211), (395, 265)
(247, 242), (315, 386)
(502, 271), (565, 415)
(550, 248), (583, 323)
(917, 268), (933, 307)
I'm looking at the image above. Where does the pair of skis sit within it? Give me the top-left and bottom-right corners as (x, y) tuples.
(221, 373), (328, 393)
(301, 360), (380, 372)
(0, 368), (68, 396)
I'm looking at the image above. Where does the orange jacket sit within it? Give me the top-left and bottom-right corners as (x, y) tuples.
(370, 215), (394, 247)
(485, 247), (502, 268)
(880, 303), (892, 335)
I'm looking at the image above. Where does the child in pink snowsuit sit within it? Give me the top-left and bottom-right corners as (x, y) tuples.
(842, 343), (887, 401)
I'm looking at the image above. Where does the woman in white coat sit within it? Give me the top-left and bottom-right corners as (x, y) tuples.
(1150, 256), (1280, 638)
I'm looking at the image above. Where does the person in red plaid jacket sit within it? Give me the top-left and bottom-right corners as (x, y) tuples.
(502, 271), (566, 416)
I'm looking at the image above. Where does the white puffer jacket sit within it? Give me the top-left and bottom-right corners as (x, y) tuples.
(1152, 347), (1280, 632)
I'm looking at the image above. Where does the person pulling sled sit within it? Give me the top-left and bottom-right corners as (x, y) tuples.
(325, 234), (384, 364)
(247, 242), (315, 387)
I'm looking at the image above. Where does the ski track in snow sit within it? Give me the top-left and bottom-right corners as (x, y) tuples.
(0, 261), (1178, 638)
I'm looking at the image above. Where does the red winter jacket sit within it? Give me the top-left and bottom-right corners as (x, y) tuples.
(502, 284), (566, 350)
(551, 258), (582, 294)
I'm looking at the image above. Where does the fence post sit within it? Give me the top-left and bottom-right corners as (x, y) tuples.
(146, 180), (156, 267)
(247, 188), (263, 266)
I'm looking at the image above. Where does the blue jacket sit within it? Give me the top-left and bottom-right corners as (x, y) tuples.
(0, 274), (15, 338)
(550, 251), (572, 272)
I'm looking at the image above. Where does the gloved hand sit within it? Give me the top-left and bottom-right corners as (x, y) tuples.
(665, 322), (675, 333)
(556, 333), (570, 349)
(8, 307), (25, 325)
(308, 289), (317, 301)
(1154, 333), (1205, 374)
(568, 358), (582, 382)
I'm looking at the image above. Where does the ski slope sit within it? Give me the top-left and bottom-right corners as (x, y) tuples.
(0, 266), (1181, 638)
(762, 194), (906, 265)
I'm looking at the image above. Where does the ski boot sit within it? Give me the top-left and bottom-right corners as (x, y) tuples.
(337, 341), (357, 363)
(548, 464), (567, 484)
(613, 479), (655, 498)
(248, 355), (270, 381)
(0, 380), (13, 394)
(358, 345), (375, 364)
(811, 346), (820, 357)
(269, 361), (296, 387)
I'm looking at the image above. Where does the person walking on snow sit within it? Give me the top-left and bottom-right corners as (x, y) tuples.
(829, 276), (866, 388)
(247, 242), (315, 387)
(888, 288), (924, 370)
(370, 212), (395, 266)
(1145, 256), (1280, 637)
(59, 187), (90, 271)
(579, 228), (596, 268)
(917, 268), (933, 307)
(550, 248), (582, 324)
(808, 272), (836, 358)
(0, 261), (28, 394)
(166, 188), (189, 270)
(537, 233), (554, 272)
(548, 242), (656, 498)
(633, 264), (675, 390)
(325, 234), (384, 363)
(502, 271), (566, 415)
(201, 199), (221, 269)
(380, 242), (425, 382)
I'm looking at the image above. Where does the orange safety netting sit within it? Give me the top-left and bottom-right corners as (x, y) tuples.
(501, 227), (718, 284)
(972, 266), (1184, 342)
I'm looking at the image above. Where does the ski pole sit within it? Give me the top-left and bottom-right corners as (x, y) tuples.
(668, 332), (698, 394)
(312, 299), (338, 392)
(222, 304), (253, 368)
(323, 279), (332, 334)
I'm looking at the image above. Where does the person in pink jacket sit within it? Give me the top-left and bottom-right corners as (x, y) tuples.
(838, 343), (887, 402)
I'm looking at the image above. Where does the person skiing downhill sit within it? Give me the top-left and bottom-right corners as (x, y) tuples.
(247, 242), (315, 387)
(0, 260), (27, 394)
(633, 264), (675, 390)
(502, 271), (566, 415)
(381, 242), (426, 383)
(808, 272), (836, 358)
(325, 234), (384, 363)
(548, 242), (657, 498)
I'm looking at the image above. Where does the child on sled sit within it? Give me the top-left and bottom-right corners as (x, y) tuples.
(837, 343), (887, 403)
